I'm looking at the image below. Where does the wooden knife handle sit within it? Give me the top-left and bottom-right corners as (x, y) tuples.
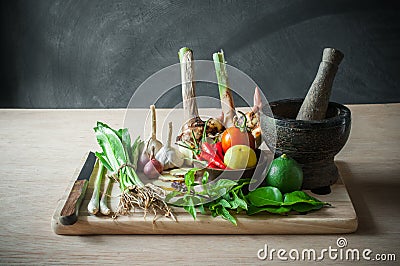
(60, 179), (88, 225)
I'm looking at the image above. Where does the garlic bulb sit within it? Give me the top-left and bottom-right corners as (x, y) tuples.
(156, 122), (184, 170)
(145, 105), (163, 156)
(178, 142), (193, 165)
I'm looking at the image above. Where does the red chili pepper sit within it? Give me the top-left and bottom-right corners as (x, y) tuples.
(199, 120), (226, 169)
(214, 142), (224, 160)
(194, 153), (202, 161)
(206, 161), (219, 169)
(203, 141), (225, 161)
(201, 142), (226, 168)
(200, 150), (226, 169)
(201, 142), (216, 156)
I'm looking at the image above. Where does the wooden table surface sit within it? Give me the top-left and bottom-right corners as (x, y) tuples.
(0, 104), (399, 265)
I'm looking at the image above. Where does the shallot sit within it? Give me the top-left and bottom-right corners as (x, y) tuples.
(143, 147), (163, 179)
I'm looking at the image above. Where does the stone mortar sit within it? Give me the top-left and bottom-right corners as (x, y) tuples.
(262, 98), (351, 194)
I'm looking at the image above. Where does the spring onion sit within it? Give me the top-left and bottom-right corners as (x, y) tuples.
(87, 162), (105, 215)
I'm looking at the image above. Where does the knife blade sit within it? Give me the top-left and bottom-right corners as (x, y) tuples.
(59, 152), (96, 225)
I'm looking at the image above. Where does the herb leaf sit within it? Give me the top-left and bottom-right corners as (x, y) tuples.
(216, 206), (237, 226)
(95, 152), (113, 172)
(201, 171), (209, 185)
(211, 179), (238, 191)
(197, 204), (206, 215)
(229, 190), (248, 210)
(184, 168), (198, 191)
(291, 202), (324, 213)
(183, 197), (196, 220)
(247, 186), (283, 207)
(247, 205), (291, 215)
(184, 205), (197, 220)
(218, 199), (231, 208)
(282, 191), (327, 206)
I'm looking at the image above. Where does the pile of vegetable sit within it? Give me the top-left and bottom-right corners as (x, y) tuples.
(178, 110), (257, 171)
(88, 120), (330, 225)
(176, 47), (261, 171)
(89, 122), (174, 221)
(165, 155), (329, 225)
(87, 47), (330, 225)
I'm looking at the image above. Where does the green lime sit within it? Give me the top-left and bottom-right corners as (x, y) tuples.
(266, 154), (303, 193)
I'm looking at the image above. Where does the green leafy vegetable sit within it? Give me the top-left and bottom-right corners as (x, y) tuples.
(282, 191), (328, 207)
(201, 171), (209, 185)
(291, 202), (324, 213)
(215, 205), (237, 225)
(93, 121), (174, 220)
(229, 190), (248, 210)
(217, 198), (231, 208)
(183, 197), (196, 220)
(166, 169), (330, 224)
(184, 168), (199, 192)
(246, 189), (330, 215)
(247, 205), (291, 215)
(197, 204), (206, 215)
(282, 191), (329, 213)
(247, 186), (283, 207)
(166, 169), (248, 225)
(96, 123), (126, 162)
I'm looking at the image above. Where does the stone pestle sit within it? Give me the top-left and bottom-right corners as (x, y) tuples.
(296, 48), (344, 121)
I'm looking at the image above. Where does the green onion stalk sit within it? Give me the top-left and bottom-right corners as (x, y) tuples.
(87, 162), (106, 215)
(116, 136), (143, 192)
(93, 121), (174, 220)
(99, 175), (114, 216)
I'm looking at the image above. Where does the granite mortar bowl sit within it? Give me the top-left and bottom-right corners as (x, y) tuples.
(262, 98), (351, 194)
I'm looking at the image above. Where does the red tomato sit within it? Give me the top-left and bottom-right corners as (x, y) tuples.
(221, 127), (255, 153)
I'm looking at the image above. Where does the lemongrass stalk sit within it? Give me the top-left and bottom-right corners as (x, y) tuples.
(88, 162), (105, 215)
(99, 175), (114, 215)
(213, 50), (236, 127)
(179, 47), (199, 120)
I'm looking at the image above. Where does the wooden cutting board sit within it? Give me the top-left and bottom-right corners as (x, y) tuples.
(52, 154), (358, 235)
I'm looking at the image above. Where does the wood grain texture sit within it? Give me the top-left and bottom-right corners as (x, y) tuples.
(0, 105), (399, 264)
(52, 157), (357, 235)
(59, 180), (87, 217)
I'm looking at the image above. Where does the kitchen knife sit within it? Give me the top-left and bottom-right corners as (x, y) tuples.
(59, 152), (96, 225)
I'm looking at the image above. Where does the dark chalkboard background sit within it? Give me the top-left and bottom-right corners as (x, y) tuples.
(1, 0), (399, 108)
